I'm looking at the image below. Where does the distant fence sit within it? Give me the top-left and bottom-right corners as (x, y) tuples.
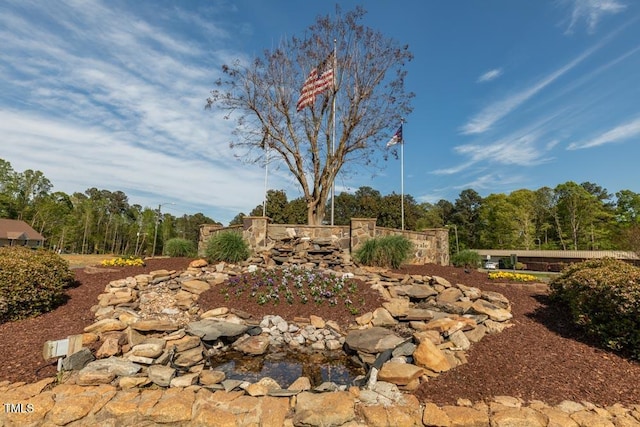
(475, 249), (640, 271)
(199, 217), (449, 266)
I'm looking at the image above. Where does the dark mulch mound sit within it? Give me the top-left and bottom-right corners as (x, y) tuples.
(197, 270), (384, 328)
(1, 259), (639, 407)
(396, 264), (640, 406)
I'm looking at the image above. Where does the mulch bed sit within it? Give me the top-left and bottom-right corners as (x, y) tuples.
(1, 259), (638, 407)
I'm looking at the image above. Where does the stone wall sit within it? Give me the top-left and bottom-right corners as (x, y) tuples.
(199, 217), (449, 266)
(375, 226), (449, 266)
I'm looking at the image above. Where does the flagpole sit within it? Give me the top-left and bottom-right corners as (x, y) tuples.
(400, 119), (405, 231)
(263, 147), (269, 217)
(330, 39), (337, 226)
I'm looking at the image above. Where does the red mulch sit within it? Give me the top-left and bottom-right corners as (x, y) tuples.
(1, 259), (639, 407)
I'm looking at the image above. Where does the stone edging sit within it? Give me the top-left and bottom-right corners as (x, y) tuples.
(2, 378), (640, 426)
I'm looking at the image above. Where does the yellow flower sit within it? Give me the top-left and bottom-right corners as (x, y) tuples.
(101, 256), (145, 267)
(488, 271), (537, 282)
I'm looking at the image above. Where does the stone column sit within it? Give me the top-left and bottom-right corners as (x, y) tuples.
(243, 216), (271, 253)
(436, 228), (450, 266)
(198, 224), (222, 255)
(350, 218), (376, 253)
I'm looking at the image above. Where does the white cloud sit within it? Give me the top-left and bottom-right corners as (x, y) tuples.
(437, 112), (564, 176)
(567, 116), (640, 149)
(0, 1), (287, 223)
(460, 42), (602, 135)
(452, 172), (526, 193)
(477, 68), (503, 83)
(0, 110), (272, 217)
(562, 0), (626, 34)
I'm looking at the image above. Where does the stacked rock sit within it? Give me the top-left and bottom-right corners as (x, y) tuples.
(62, 259), (513, 399)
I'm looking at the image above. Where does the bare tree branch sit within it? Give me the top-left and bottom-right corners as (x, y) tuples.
(206, 6), (413, 224)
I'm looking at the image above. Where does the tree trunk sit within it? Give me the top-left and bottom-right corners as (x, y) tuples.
(307, 199), (326, 225)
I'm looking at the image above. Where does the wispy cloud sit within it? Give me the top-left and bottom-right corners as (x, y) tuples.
(568, 116), (640, 149)
(451, 172), (527, 195)
(562, 0), (626, 34)
(0, 1), (287, 223)
(477, 68), (503, 83)
(437, 112), (564, 176)
(459, 42), (603, 135)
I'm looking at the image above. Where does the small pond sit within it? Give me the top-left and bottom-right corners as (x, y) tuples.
(206, 349), (366, 388)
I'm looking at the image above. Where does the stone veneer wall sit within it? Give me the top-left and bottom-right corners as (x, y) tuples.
(199, 217), (449, 266)
(375, 226), (449, 266)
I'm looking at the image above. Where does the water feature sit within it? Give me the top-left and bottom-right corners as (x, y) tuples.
(206, 349), (366, 388)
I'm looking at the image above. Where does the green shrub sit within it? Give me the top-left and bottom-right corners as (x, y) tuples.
(205, 231), (250, 263)
(0, 247), (74, 323)
(549, 258), (640, 360)
(450, 249), (481, 268)
(164, 238), (197, 257)
(354, 235), (413, 269)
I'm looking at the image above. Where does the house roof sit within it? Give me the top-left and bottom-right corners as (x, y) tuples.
(0, 219), (45, 241)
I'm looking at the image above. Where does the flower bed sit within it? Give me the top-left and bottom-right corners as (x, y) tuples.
(100, 256), (145, 267)
(488, 271), (537, 282)
(221, 266), (362, 314)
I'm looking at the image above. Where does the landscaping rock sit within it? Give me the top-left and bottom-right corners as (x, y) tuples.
(345, 327), (406, 353)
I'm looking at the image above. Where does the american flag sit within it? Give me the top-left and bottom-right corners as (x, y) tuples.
(296, 54), (334, 112)
(386, 124), (403, 147)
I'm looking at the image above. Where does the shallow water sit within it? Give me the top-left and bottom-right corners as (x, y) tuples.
(207, 349), (366, 388)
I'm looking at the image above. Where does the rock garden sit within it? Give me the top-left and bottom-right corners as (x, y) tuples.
(1, 253), (639, 426)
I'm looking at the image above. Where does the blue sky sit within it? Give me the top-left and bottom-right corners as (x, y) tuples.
(1, 1), (639, 224)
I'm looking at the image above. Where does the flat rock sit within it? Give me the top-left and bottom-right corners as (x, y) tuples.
(345, 327), (406, 353)
(84, 318), (127, 333)
(481, 290), (511, 309)
(423, 317), (475, 335)
(170, 372), (199, 387)
(382, 298), (410, 317)
(189, 259), (208, 268)
(491, 407), (548, 427)
(437, 287), (463, 304)
(378, 362), (424, 385)
(81, 357), (141, 376)
(200, 307), (229, 318)
(199, 370), (226, 386)
(442, 405), (490, 427)
(471, 299), (513, 322)
(294, 391), (355, 426)
(76, 369), (116, 385)
(371, 307), (397, 326)
(148, 364), (176, 387)
(131, 319), (179, 332)
(165, 334), (201, 352)
(174, 346), (203, 367)
(431, 275), (451, 287)
(400, 308), (435, 321)
(232, 335), (270, 355)
(62, 348), (95, 371)
(131, 342), (164, 358)
(400, 284), (438, 299)
(413, 339), (453, 373)
(288, 376), (312, 391)
(181, 279), (210, 295)
(186, 319), (249, 340)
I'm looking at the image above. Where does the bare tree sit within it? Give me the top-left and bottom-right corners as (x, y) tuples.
(206, 6), (413, 224)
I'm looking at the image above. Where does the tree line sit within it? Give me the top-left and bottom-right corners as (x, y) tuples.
(0, 159), (219, 255)
(3, 158), (640, 255)
(233, 183), (640, 253)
